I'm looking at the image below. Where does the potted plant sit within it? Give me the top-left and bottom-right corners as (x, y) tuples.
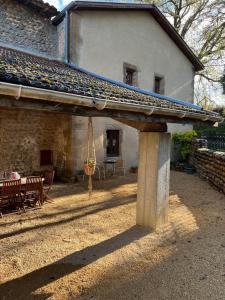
(84, 158), (96, 176)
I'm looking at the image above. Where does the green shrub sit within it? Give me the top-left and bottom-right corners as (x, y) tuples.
(172, 130), (197, 161)
(194, 121), (225, 136)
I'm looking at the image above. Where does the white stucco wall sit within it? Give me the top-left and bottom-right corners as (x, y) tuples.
(71, 117), (139, 171)
(69, 10), (195, 170)
(70, 10), (194, 101)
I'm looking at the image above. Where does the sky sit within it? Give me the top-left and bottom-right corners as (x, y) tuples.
(47, 0), (70, 9)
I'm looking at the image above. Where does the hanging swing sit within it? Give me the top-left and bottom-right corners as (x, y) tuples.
(84, 117), (96, 199)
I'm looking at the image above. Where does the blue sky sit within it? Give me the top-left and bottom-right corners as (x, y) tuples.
(47, 0), (70, 9)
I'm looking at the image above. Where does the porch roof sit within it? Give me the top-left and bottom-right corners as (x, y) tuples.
(0, 46), (222, 124)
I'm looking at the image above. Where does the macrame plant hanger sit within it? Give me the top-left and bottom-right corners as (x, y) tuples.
(84, 117), (96, 199)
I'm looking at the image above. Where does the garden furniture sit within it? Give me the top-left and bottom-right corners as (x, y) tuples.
(114, 159), (126, 176)
(0, 179), (21, 217)
(42, 170), (55, 200)
(22, 176), (43, 207)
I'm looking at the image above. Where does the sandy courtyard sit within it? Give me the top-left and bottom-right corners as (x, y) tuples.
(0, 171), (225, 300)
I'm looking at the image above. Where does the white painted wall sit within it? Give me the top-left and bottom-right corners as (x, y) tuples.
(69, 10), (195, 171)
(71, 10), (194, 101)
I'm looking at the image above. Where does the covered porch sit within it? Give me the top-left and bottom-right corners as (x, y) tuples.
(0, 46), (222, 230)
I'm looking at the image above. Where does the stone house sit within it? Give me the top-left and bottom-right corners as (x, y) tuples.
(0, 0), (205, 178)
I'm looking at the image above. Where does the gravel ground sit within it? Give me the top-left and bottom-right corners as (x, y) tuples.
(0, 171), (224, 300)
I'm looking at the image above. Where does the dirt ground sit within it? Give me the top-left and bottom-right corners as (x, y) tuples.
(0, 171), (224, 300)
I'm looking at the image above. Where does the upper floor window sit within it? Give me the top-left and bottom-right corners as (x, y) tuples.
(123, 63), (138, 86)
(154, 75), (165, 95)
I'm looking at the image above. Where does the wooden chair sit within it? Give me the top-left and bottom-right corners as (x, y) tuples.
(43, 170), (55, 200)
(114, 159), (126, 176)
(23, 176), (43, 207)
(0, 179), (21, 217)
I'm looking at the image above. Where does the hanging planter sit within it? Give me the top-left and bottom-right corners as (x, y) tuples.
(84, 158), (96, 176)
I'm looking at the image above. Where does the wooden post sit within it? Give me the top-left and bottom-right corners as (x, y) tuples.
(136, 132), (171, 230)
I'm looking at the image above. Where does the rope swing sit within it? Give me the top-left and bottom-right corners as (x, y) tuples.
(84, 117), (96, 199)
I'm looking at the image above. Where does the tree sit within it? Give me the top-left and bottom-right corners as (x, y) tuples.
(221, 69), (225, 94)
(150, 0), (225, 106)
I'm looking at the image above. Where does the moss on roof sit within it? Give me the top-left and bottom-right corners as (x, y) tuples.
(0, 46), (219, 119)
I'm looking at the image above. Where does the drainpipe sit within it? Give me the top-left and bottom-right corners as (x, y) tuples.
(64, 10), (70, 64)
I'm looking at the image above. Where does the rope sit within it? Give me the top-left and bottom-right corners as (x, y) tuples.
(86, 117), (96, 199)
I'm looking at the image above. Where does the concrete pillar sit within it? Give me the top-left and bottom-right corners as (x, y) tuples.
(136, 132), (171, 230)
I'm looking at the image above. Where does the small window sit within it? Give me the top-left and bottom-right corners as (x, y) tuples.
(154, 75), (165, 94)
(40, 150), (53, 166)
(125, 68), (135, 85)
(123, 63), (138, 86)
(106, 130), (120, 157)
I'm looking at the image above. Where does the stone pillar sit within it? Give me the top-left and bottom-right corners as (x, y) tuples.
(136, 132), (171, 230)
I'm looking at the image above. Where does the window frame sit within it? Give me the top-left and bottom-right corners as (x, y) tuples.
(106, 129), (121, 158)
(123, 63), (138, 86)
(154, 74), (165, 95)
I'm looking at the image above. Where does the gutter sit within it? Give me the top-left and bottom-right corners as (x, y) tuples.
(0, 81), (221, 123)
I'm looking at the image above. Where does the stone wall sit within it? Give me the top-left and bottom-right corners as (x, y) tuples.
(192, 139), (225, 194)
(0, 0), (58, 58)
(0, 106), (73, 178)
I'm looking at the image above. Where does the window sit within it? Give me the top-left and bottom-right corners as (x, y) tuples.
(40, 150), (53, 166)
(106, 130), (120, 157)
(154, 75), (165, 94)
(123, 63), (138, 86)
(125, 68), (135, 85)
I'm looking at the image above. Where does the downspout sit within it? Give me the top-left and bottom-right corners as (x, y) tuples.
(64, 10), (70, 64)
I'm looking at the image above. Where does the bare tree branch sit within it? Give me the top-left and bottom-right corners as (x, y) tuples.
(149, 0), (225, 103)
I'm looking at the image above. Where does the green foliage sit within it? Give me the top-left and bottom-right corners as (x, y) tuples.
(172, 130), (197, 161)
(194, 120), (225, 136)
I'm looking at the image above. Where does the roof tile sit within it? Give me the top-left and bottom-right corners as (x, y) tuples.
(0, 46), (219, 119)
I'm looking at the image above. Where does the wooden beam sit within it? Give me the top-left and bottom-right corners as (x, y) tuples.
(115, 118), (167, 132)
(0, 96), (215, 126)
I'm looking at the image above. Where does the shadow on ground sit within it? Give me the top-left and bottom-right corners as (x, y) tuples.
(0, 172), (224, 300)
(0, 226), (148, 300)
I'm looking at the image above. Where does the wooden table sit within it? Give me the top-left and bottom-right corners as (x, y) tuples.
(103, 160), (116, 176)
(0, 177), (44, 188)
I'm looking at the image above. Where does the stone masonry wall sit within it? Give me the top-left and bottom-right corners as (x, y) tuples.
(0, 106), (72, 178)
(192, 139), (225, 194)
(0, 0), (58, 57)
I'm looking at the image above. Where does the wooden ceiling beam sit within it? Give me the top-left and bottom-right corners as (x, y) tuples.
(115, 118), (167, 132)
(0, 96), (215, 127)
